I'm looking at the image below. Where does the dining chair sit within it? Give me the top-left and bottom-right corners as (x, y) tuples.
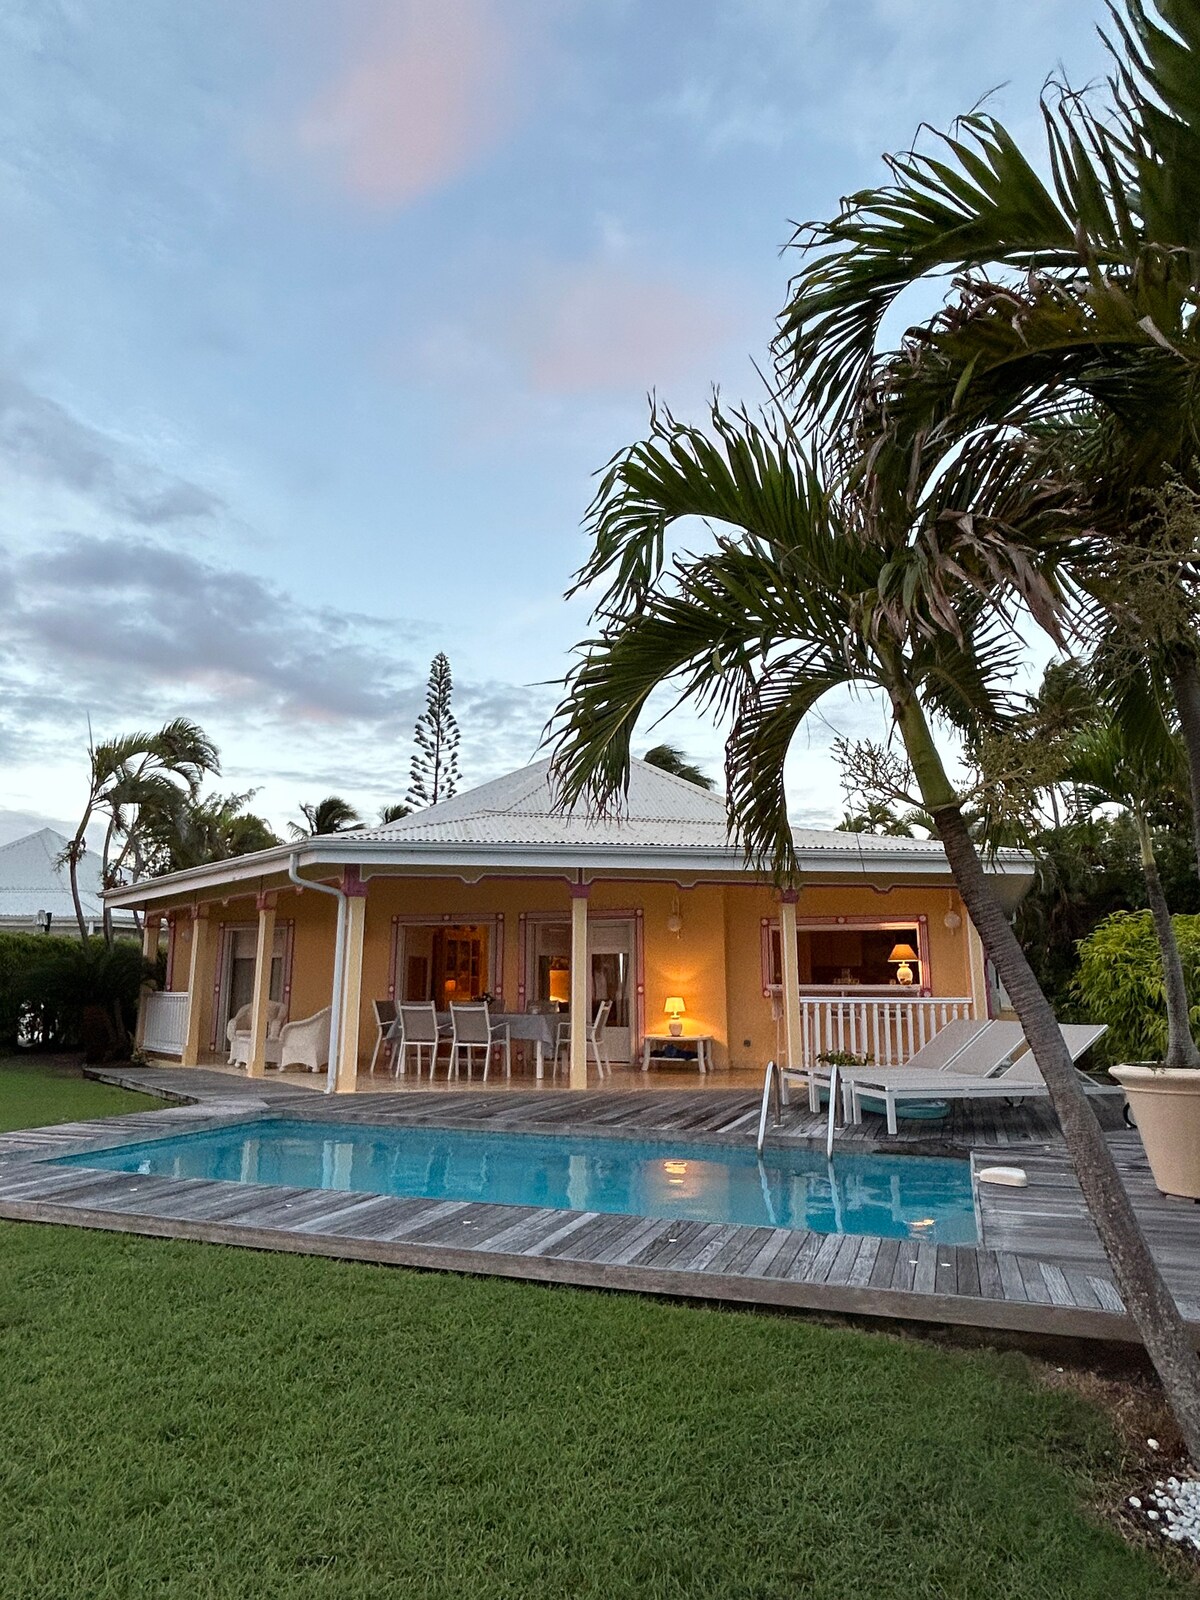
(368, 999), (398, 1075)
(449, 1002), (511, 1081)
(552, 1001), (613, 1080)
(395, 1002), (447, 1079)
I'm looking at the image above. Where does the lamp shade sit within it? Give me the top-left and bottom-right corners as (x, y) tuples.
(887, 944), (918, 963)
(663, 996), (685, 1016)
(548, 967), (570, 1005)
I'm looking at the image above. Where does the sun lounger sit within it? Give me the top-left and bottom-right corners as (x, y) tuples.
(846, 1022), (1112, 1134)
(785, 1016), (987, 1114)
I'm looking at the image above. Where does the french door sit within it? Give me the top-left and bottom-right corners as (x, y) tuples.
(525, 916), (637, 1063)
(588, 919), (635, 1063)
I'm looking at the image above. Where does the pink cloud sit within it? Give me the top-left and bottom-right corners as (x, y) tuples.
(512, 263), (740, 395)
(291, 0), (517, 207)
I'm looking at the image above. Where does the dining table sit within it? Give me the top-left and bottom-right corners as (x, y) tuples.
(435, 1010), (561, 1078)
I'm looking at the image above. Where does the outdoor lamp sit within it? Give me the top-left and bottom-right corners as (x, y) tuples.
(888, 944), (918, 986)
(664, 996), (685, 1037)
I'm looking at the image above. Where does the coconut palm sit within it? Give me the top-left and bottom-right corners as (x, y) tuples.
(550, 398), (1200, 1456)
(642, 744), (715, 790)
(776, 0), (1200, 871)
(288, 796), (363, 839)
(135, 789), (281, 877)
(837, 800), (913, 836)
(379, 802), (412, 825)
(65, 718), (219, 943)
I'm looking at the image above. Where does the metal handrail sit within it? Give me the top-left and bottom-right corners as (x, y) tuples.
(757, 1057), (841, 1160)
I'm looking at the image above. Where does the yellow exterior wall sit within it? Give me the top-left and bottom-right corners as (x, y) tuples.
(721, 881), (977, 1071)
(158, 870), (981, 1075)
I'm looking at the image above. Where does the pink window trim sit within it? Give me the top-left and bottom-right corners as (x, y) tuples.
(760, 913), (933, 996)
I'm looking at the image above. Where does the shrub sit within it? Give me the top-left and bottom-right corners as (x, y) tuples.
(1074, 910), (1200, 1064)
(0, 934), (153, 1055)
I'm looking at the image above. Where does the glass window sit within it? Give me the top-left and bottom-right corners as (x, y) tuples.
(399, 924), (491, 1004)
(768, 923), (922, 989)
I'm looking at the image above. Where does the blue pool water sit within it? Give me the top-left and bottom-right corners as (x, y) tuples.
(57, 1120), (978, 1243)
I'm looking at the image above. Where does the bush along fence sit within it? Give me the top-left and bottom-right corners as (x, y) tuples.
(0, 933), (158, 1060)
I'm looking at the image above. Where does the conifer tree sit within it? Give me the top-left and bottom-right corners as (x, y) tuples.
(407, 653), (461, 807)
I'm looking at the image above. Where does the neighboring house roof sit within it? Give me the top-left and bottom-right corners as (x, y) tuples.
(107, 756), (1035, 909)
(0, 828), (136, 929)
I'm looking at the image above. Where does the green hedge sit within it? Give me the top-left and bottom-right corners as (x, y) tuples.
(1074, 910), (1200, 1065)
(0, 933), (155, 1053)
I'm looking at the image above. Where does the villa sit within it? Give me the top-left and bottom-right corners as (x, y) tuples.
(110, 757), (1033, 1093)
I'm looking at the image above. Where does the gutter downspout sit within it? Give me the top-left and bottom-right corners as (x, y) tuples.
(288, 853), (346, 1096)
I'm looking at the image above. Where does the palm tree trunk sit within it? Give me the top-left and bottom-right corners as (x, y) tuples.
(893, 692), (1200, 1460)
(1134, 812), (1200, 1069)
(1165, 649), (1200, 882)
(100, 813), (117, 950)
(67, 827), (89, 942)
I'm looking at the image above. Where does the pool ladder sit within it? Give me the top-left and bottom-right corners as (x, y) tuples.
(757, 1059), (840, 1161)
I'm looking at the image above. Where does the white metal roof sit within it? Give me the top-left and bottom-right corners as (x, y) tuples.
(0, 828), (136, 928)
(107, 757), (1034, 907)
(343, 758), (734, 847)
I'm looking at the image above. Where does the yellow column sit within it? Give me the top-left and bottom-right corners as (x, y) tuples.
(180, 907), (215, 1067)
(245, 894), (277, 1079)
(779, 890), (803, 1070)
(569, 884), (590, 1090)
(134, 913), (162, 1050)
(965, 915), (992, 1018)
(333, 890), (367, 1093)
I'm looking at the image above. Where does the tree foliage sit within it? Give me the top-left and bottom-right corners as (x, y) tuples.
(288, 797), (363, 839)
(1076, 910), (1200, 1065)
(641, 744), (715, 790)
(408, 653), (461, 808)
(138, 790), (280, 877)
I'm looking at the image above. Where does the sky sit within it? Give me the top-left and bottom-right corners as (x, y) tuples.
(0, 0), (1112, 847)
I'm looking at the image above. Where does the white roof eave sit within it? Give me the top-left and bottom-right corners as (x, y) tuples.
(105, 834), (1034, 909)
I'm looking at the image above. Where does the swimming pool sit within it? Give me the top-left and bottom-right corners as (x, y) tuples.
(58, 1119), (978, 1243)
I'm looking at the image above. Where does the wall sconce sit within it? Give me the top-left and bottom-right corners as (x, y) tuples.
(666, 894), (683, 936)
(888, 944), (918, 985)
(664, 995), (685, 1036)
(943, 910), (962, 930)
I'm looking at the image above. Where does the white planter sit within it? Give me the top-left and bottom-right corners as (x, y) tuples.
(1111, 1064), (1200, 1200)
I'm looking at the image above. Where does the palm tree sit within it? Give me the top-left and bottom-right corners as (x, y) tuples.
(135, 790), (281, 876)
(775, 0), (1200, 874)
(288, 796), (363, 838)
(549, 398), (1200, 1457)
(837, 800), (913, 837)
(379, 802), (412, 825)
(65, 718), (219, 943)
(1060, 714), (1200, 1069)
(642, 744), (715, 790)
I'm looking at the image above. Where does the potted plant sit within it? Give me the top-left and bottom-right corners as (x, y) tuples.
(1077, 912), (1200, 1199)
(1061, 713), (1200, 1199)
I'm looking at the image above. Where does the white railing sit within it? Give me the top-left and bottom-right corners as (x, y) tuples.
(798, 993), (974, 1068)
(141, 990), (189, 1057)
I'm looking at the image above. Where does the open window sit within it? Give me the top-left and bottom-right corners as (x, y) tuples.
(765, 919), (927, 992)
(393, 921), (500, 1005)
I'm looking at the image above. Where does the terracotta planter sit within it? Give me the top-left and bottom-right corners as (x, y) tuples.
(1110, 1064), (1200, 1200)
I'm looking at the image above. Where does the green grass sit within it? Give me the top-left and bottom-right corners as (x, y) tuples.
(0, 1055), (159, 1133)
(0, 1060), (1194, 1598)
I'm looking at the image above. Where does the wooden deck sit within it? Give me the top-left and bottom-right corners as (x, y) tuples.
(0, 1064), (1193, 1346)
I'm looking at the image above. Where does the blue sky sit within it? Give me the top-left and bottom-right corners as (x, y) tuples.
(0, 0), (1109, 845)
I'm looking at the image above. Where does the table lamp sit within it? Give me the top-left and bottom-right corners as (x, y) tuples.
(888, 944), (918, 985)
(664, 996), (685, 1037)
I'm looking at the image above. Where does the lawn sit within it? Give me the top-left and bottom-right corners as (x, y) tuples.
(0, 1053), (158, 1133)
(0, 1060), (1194, 1598)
